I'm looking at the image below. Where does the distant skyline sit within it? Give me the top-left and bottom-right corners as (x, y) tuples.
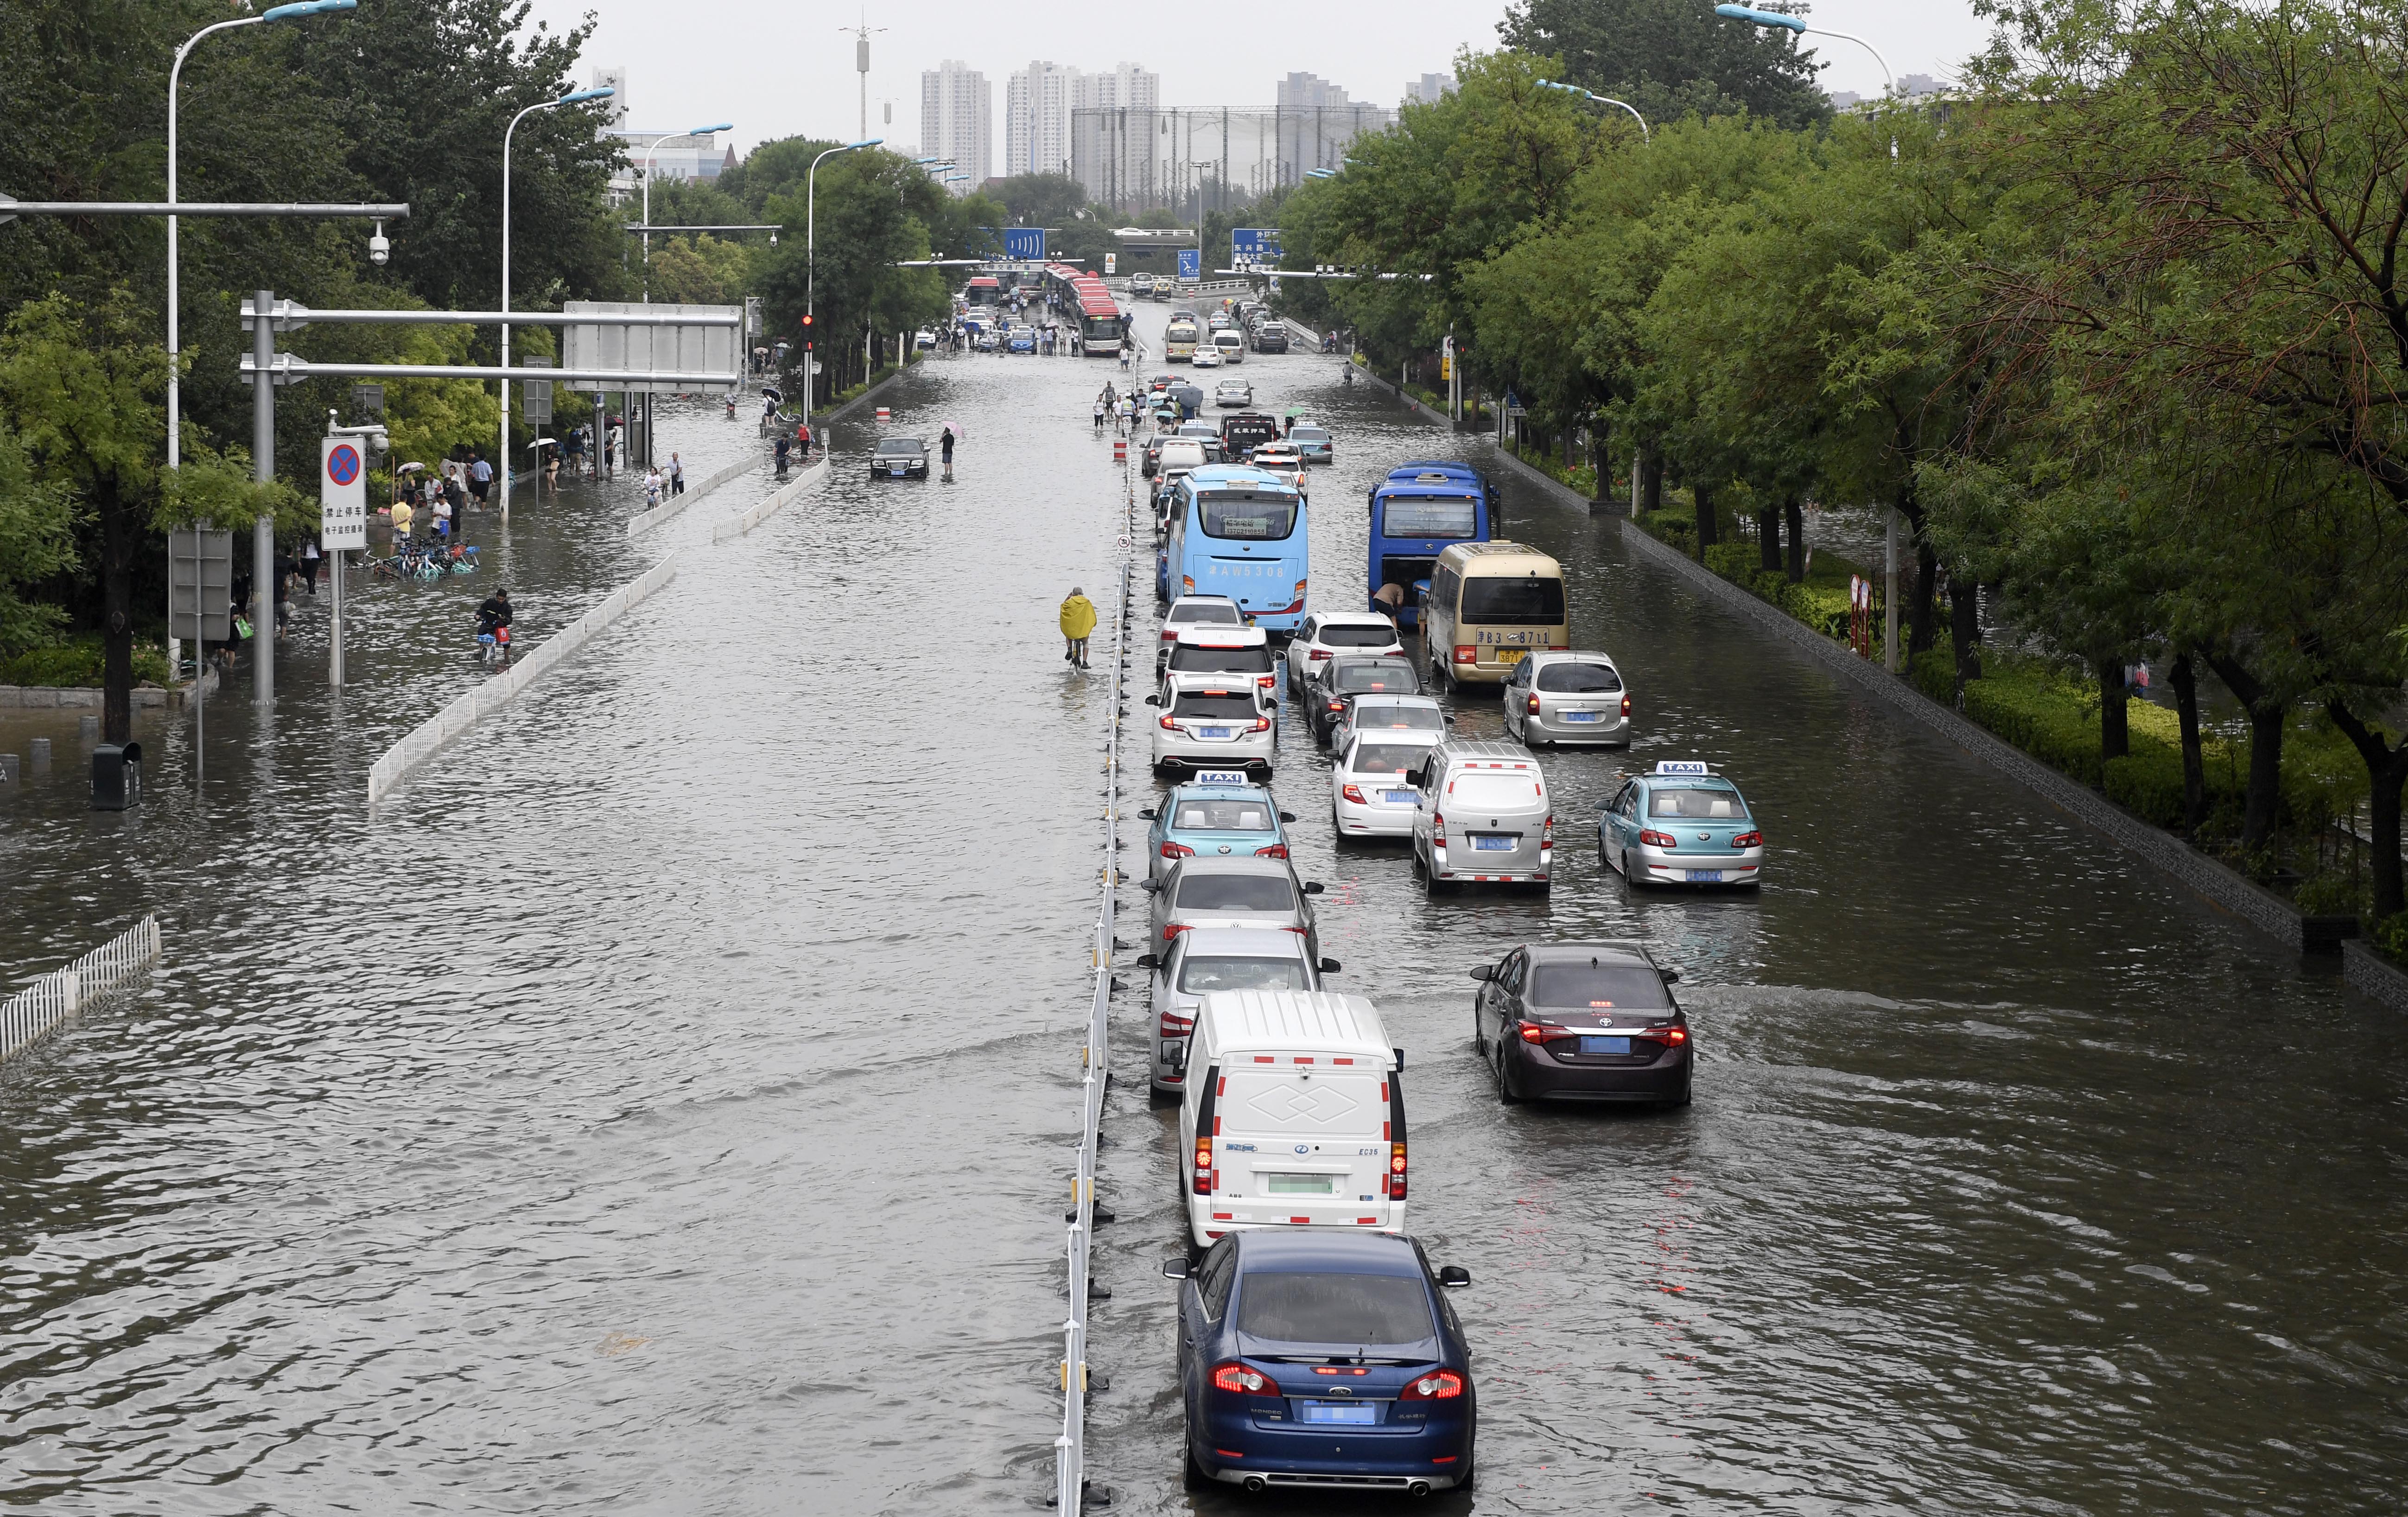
(526, 1), (1992, 161)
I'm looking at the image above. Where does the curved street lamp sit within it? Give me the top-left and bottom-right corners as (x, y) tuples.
(1534, 78), (1650, 144)
(641, 122), (736, 300)
(498, 84), (615, 521)
(167, 0), (358, 469)
(806, 139), (883, 429)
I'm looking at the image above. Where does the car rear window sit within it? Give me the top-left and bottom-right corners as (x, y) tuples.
(1320, 625), (1399, 649)
(1536, 660), (1622, 693)
(1352, 704), (1442, 731)
(1175, 873), (1298, 912)
(1447, 771), (1544, 809)
(1460, 574), (1566, 625)
(1331, 661), (1418, 694)
(1173, 691), (1260, 720)
(1169, 602), (1243, 625)
(1649, 787), (1748, 820)
(1237, 1272), (1435, 1346)
(1178, 956), (1310, 994)
(1381, 497), (1478, 539)
(1170, 645), (1274, 676)
(1527, 963), (1672, 1010)
(1350, 742), (1430, 774)
(1292, 427), (1331, 444)
(874, 440), (922, 456)
(1173, 799), (1273, 831)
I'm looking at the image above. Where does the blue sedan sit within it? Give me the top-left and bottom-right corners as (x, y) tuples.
(1599, 760), (1764, 886)
(1140, 774), (1295, 882)
(1006, 327), (1037, 354)
(1164, 1230), (1476, 1496)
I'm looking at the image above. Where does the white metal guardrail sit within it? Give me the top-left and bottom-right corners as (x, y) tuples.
(711, 457), (826, 542)
(1055, 455), (1139, 1513)
(1, 915), (163, 1064)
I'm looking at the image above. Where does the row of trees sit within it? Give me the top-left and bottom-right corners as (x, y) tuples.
(1278, 0), (2408, 919)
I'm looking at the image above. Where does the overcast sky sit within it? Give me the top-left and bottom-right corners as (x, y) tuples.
(525, 1), (1993, 159)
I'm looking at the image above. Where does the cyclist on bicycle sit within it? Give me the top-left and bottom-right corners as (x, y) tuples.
(475, 588), (513, 643)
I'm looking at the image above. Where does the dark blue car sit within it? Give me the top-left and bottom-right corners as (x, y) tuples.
(1163, 1230), (1476, 1496)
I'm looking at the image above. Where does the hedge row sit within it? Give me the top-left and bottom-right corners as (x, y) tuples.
(0, 637), (172, 689)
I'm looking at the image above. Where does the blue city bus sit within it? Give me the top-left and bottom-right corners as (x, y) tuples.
(1158, 465), (1310, 635)
(1367, 462), (1499, 625)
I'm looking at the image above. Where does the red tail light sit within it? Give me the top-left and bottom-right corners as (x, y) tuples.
(1517, 1020), (1555, 1044)
(1639, 829), (1676, 848)
(1399, 1369), (1463, 1401)
(1541, 814), (1555, 846)
(1452, 644), (1476, 664)
(1341, 784), (1366, 804)
(1430, 812), (1446, 848)
(1734, 830), (1763, 848)
(1326, 698), (1345, 713)
(1309, 647), (1332, 660)
(1250, 718), (1271, 732)
(1211, 1361), (1273, 1395)
(1664, 1026), (1689, 1044)
(1525, 695), (1541, 714)
(1161, 841), (1194, 859)
(1163, 923), (1191, 941)
(1193, 1140), (1214, 1194)
(1182, 575), (1195, 595)
(1160, 715), (1178, 730)
(1386, 1141), (1407, 1200)
(1621, 693), (1632, 717)
(1160, 1011), (1193, 1036)
(1255, 844), (1288, 858)
(1258, 674), (1276, 688)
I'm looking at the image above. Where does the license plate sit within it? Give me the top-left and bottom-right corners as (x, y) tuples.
(1381, 790), (1416, 804)
(1563, 711), (1600, 722)
(1493, 648), (1527, 663)
(1472, 834), (1514, 851)
(1687, 869), (1723, 883)
(1582, 1036), (1632, 1055)
(889, 467), (906, 476)
(1201, 727), (1231, 739)
(1299, 1401), (1379, 1425)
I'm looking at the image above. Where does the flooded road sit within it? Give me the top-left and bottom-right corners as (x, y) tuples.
(2, 308), (2404, 1515)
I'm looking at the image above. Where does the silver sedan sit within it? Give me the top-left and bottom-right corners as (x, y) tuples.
(1138, 925), (1337, 1092)
(1503, 650), (1631, 747)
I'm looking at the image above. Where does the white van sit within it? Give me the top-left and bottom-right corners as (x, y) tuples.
(1213, 329), (1246, 364)
(1178, 989), (1406, 1249)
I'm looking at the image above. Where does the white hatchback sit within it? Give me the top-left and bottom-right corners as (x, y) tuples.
(1332, 730), (1443, 839)
(1148, 673), (1276, 777)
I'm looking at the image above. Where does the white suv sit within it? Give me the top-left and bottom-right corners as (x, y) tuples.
(1148, 673), (1277, 778)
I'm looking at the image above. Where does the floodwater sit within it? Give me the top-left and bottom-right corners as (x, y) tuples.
(2, 307), (2403, 1516)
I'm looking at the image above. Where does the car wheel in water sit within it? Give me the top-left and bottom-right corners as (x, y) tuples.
(1493, 1046), (1519, 1104)
(1183, 1437), (1212, 1491)
(1624, 850), (1644, 888)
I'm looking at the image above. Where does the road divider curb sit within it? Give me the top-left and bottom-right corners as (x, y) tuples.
(712, 457), (827, 542)
(364, 553), (681, 806)
(628, 450), (764, 537)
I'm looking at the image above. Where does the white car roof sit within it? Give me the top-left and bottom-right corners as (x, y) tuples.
(1350, 692), (1440, 709)
(1164, 669), (1271, 695)
(1178, 926), (1312, 957)
(1196, 990), (1392, 1060)
(1168, 594), (1241, 613)
(1314, 612), (1402, 632)
(1171, 623), (1269, 647)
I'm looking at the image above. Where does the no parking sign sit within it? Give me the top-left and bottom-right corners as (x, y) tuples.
(321, 436), (367, 550)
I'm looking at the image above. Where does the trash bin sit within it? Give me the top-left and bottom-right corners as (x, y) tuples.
(91, 740), (142, 811)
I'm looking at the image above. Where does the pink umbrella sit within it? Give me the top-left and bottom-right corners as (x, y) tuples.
(937, 420), (967, 439)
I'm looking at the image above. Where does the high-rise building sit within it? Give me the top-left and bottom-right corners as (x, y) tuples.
(1404, 72), (1455, 107)
(1275, 73), (1390, 183)
(1076, 62), (1160, 113)
(921, 60), (991, 193)
(1005, 62), (1079, 178)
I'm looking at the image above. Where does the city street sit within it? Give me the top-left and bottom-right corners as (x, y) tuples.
(1, 312), (2402, 1515)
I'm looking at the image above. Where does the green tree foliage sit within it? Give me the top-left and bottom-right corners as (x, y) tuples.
(1498, 0), (1834, 128)
(0, 420), (79, 657)
(646, 235), (756, 306)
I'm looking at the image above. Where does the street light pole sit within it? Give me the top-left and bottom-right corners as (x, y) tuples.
(501, 85), (615, 524)
(167, 0), (357, 472)
(807, 138), (882, 433)
(638, 122), (734, 301)
(1534, 79), (1651, 143)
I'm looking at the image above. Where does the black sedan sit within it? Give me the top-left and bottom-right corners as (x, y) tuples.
(870, 436), (929, 480)
(1306, 654), (1423, 746)
(1470, 940), (1691, 1106)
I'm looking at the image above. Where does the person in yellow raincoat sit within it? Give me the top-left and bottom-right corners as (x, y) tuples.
(1060, 586), (1097, 668)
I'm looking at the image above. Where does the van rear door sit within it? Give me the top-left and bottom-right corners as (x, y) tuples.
(1214, 1062), (1396, 1228)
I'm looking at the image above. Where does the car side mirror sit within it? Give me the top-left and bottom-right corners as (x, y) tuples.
(1661, 967), (1682, 984)
(1136, 953), (1160, 969)
(1302, 881), (1325, 895)
(1468, 964), (1495, 982)
(1279, 811), (1297, 822)
(1392, 1046), (1406, 1070)
(1319, 958), (1341, 974)
(1143, 695), (1162, 707)
(1138, 806), (1158, 820)
(1442, 714), (1456, 724)
(1162, 1257), (1191, 1280)
(1139, 879), (1162, 892)
(1438, 1265), (1471, 1289)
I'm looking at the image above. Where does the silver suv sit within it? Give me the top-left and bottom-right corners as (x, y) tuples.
(1503, 650), (1631, 747)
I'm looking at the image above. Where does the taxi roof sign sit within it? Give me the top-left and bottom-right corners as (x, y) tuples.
(1654, 760), (1713, 775)
(1189, 770), (1252, 785)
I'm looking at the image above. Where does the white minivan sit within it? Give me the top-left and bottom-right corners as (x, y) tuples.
(1212, 329), (1246, 364)
(1178, 989), (1407, 1249)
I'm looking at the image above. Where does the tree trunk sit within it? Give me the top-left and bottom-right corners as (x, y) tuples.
(1757, 503), (1780, 573)
(2325, 701), (2408, 919)
(1588, 425), (1609, 508)
(1950, 574), (1982, 692)
(2099, 658), (2129, 762)
(1640, 448), (1663, 516)
(2169, 652), (2207, 832)
(102, 495), (135, 745)
(1693, 481), (1717, 557)
(2205, 651), (2284, 852)
(1784, 496), (1804, 583)
(1908, 538), (1939, 655)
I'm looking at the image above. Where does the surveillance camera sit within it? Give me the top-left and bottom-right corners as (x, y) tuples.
(368, 220), (390, 266)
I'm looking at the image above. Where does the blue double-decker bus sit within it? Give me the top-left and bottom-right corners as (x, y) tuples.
(1159, 465), (1310, 635)
(1367, 462), (1499, 625)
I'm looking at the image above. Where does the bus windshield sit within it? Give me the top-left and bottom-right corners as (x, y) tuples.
(1200, 492), (1299, 540)
(1381, 496), (1479, 540)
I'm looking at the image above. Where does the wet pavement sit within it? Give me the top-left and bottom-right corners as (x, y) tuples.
(1, 310), (2403, 1515)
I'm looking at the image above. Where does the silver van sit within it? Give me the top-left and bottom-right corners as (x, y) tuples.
(1409, 739), (1553, 891)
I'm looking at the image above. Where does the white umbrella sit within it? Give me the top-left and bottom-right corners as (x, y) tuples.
(530, 437), (559, 449)
(395, 461), (427, 473)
